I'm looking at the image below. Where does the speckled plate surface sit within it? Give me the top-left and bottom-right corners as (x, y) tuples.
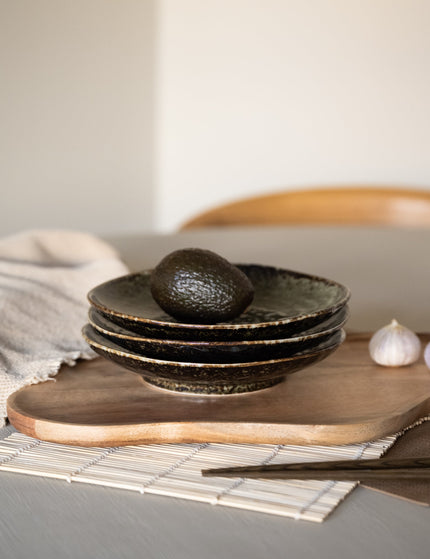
(88, 306), (349, 363)
(87, 264), (350, 341)
(82, 324), (346, 395)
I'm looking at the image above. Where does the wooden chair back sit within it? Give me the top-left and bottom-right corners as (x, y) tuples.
(181, 187), (430, 229)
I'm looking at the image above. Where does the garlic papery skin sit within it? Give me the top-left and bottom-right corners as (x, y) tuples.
(369, 319), (421, 367)
(424, 343), (430, 370)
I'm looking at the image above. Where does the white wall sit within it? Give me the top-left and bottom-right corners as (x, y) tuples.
(2, 1), (429, 237)
(156, 0), (430, 231)
(0, 0), (155, 237)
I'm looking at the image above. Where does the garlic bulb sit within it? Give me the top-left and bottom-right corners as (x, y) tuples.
(424, 342), (430, 369)
(369, 319), (421, 367)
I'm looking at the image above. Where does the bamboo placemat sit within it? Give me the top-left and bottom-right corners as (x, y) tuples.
(0, 428), (395, 522)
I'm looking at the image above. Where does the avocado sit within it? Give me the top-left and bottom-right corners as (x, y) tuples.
(150, 248), (254, 323)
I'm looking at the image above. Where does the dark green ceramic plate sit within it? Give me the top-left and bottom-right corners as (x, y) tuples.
(82, 324), (346, 395)
(88, 264), (350, 341)
(88, 306), (349, 363)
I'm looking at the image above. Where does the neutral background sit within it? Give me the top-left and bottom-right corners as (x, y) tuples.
(1, 0), (430, 236)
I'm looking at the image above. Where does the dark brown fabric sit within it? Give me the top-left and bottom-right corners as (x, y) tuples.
(362, 420), (430, 506)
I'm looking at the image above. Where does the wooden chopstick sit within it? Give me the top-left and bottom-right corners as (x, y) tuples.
(201, 456), (430, 481)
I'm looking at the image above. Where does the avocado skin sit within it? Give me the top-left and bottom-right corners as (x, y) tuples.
(150, 248), (254, 323)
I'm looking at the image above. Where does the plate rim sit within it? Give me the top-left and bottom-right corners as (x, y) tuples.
(87, 264), (351, 331)
(88, 305), (350, 347)
(82, 323), (346, 369)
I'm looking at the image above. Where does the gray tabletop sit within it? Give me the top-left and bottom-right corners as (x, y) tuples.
(1, 226), (430, 559)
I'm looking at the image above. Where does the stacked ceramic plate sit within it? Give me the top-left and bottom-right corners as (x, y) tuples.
(83, 264), (350, 395)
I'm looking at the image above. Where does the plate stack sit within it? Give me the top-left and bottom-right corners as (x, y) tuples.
(83, 264), (350, 395)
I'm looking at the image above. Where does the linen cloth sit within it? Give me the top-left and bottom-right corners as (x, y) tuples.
(0, 230), (128, 426)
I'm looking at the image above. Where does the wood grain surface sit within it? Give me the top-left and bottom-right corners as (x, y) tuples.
(181, 187), (430, 229)
(7, 334), (430, 447)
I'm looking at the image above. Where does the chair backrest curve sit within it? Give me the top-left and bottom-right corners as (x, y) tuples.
(180, 187), (430, 230)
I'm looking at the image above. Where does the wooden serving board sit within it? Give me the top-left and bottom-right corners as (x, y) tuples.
(7, 334), (430, 447)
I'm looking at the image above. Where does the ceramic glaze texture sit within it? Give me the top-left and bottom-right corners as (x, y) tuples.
(82, 324), (345, 394)
(88, 306), (349, 363)
(87, 265), (350, 341)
